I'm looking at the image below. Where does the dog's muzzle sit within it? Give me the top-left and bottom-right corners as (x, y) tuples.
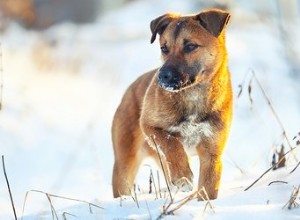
(158, 66), (183, 91)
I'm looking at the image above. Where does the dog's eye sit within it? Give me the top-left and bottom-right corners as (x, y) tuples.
(183, 44), (199, 53)
(160, 45), (169, 54)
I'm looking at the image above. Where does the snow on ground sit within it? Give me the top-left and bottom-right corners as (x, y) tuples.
(0, 0), (300, 219)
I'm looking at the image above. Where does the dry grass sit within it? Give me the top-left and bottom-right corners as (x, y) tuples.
(151, 136), (173, 201)
(237, 69), (300, 191)
(156, 186), (214, 219)
(245, 142), (299, 191)
(2, 155), (17, 220)
(283, 185), (300, 210)
(238, 69), (298, 162)
(21, 189), (103, 220)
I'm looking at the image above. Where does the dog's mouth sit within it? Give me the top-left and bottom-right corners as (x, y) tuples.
(158, 72), (194, 92)
(157, 62), (203, 92)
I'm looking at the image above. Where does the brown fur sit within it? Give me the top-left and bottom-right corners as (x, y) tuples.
(112, 9), (232, 200)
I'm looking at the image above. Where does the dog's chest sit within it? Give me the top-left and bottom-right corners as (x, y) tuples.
(168, 114), (213, 156)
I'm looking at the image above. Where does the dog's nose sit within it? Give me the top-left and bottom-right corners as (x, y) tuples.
(158, 69), (173, 83)
(158, 66), (182, 91)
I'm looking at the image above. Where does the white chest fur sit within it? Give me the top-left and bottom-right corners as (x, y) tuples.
(168, 114), (213, 156)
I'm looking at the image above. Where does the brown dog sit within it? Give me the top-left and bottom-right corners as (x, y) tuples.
(112, 8), (232, 200)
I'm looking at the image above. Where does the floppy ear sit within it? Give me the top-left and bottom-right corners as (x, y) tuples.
(195, 9), (230, 37)
(150, 14), (176, 43)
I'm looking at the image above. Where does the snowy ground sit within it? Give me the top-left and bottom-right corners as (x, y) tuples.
(0, 0), (300, 219)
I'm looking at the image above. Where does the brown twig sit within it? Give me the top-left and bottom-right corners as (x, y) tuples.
(157, 187), (215, 219)
(149, 168), (158, 199)
(150, 136), (173, 201)
(268, 180), (288, 186)
(236, 69), (251, 99)
(62, 212), (76, 220)
(22, 189), (103, 219)
(157, 170), (162, 198)
(292, 132), (300, 145)
(244, 144), (299, 191)
(157, 194), (172, 219)
(248, 74), (254, 106)
(277, 144), (286, 169)
(45, 193), (59, 220)
(133, 184), (140, 208)
(159, 184), (186, 219)
(149, 169), (153, 194)
(2, 155), (17, 220)
(282, 185), (300, 210)
(166, 190), (198, 215)
(157, 191), (191, 219)
(290, 161), (300, 174)
(32, 190), (103, 209)
(197, 187), (215, 214)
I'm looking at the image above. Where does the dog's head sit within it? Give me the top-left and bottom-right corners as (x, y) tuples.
(150, 9), (230, 92)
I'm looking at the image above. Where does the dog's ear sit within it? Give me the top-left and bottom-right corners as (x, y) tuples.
(150, 14), (176, 44)
(195, 9), (230, 37)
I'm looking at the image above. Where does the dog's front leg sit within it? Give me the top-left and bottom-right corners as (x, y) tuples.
(142, 125), (193, 190)
(197, 146), (223, 200)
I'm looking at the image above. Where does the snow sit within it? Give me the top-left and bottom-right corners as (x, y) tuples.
(0, 0), (300, 219)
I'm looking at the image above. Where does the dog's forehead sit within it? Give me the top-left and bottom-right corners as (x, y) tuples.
(163, 17), (207, 43)
(173, 19), (188, 39)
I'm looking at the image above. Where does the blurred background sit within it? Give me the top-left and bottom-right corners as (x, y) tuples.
(0, 0), (300, 219)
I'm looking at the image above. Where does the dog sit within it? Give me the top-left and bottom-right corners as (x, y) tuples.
(112, 8), (232, 200)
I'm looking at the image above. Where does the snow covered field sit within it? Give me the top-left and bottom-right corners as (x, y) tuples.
(1, 0), (300, 219)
